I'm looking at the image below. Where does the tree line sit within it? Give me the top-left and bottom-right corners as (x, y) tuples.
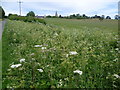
(46, 14), (120, 20)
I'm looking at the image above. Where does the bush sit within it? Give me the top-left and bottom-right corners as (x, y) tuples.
(8, 16), (46, 24)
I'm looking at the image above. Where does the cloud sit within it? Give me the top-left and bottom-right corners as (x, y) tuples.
(2, 0), (119, 2)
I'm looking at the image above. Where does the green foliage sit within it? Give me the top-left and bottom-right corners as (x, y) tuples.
(26, 11), (35, 17)
(0, 6), (5, 19)
(2, 19), (119, 88)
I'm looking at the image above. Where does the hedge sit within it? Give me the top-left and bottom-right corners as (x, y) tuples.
(8, 16), (46, 25)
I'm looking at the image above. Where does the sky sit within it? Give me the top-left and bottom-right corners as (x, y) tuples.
(1, 0), (119, 19)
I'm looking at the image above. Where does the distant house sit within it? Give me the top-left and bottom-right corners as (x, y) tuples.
(36, 15), (45, 18)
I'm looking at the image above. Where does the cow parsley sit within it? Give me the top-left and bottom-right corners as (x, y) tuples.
(41, 47), (47, 50)
(113, 74), (120, 78)
(73, 70), (83, 75)
(20, 58), (25, 63)
(37, 69), (43, 72)
(34, 45), (42, 47)
(69, 51), (78, 55)
(11, 64), (22, 68)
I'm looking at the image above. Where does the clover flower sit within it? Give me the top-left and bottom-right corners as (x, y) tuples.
(73, 70), (83, 75)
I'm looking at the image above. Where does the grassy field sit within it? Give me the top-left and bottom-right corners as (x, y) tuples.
(2, 19), (119, 88)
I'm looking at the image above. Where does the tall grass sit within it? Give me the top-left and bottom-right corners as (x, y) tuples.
(0, 40), (2, 89)
(2, 19), (119, 88)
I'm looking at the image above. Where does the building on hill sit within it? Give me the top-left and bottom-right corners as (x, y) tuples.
(55, 11), (58, 17)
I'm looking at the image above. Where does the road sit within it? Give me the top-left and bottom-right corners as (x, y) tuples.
(0, 20), (6, 40)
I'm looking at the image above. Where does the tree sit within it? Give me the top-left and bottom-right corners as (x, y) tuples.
(115, 15), (119, 20)
(106, 16), (111, 19)
(8, 13), (18, 17)
(46, 15), (52, 18)
(59, 15), (62, 18)
(26, 11), (35, 17)
(8, 13), (12, 17)
(76, 14), (80, 17)
(101, 15), (105, 19)
(0, 6), (5, 19)
(83, 14), (86, 17)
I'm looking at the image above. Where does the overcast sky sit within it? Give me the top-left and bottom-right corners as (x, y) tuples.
(1, 0), (119, 18)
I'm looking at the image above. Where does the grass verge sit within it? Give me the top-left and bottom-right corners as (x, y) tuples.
(2, 19), (120, 88)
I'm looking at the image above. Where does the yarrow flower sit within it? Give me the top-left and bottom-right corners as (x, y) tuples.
(41, 47), (47, 50)
(20, 58), (25, 63)
(34, 45), (42, 47)
(69, 51), (78, 55)
(11, 64), (22, 68)
(73, 70), (83, 75)
(37, 69), (43, 72)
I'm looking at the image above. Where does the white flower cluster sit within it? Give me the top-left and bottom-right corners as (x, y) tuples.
(73, 70), (83, 75)
(34, 45), (42, 47)
(20, 58), (25, 63)
(34, 45), (47, 50)
(11, 64), (22, 68)
(41, 47), (47, 50)
(69, 51), (78, 55)
(37, 69), (43, 72)
(113, 74), (120, 78)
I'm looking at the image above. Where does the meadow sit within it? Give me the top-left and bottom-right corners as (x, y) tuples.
(2, 18), (120, 88)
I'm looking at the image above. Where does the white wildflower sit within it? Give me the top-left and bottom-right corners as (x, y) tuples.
(113, 74), (120, 78)
(32, 58), (35, 61)
(69, 51), (78, 55)
(20, 58), (25, 63)
(66, 54), (69, 57)
(37, 69), (43, 72)
(57, 79), (63, 87)
(46, 65), (50, 67)
(115, 48), (119, 51)
(11, 64), (22, 68)
(34, 45), (42, 47)
(113, 58), (118, 62)
(7, 69), (11, 71)
(64, 77), (69, 81)
(54, 33), (58, 36)
(73, 70), (83, 75)
(41, 47), (46, 50)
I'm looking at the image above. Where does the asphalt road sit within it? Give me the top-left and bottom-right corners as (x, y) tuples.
(0, 20), (6, 40)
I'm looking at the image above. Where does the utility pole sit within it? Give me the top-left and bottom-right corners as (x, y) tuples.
(18, 0), (23, 16)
